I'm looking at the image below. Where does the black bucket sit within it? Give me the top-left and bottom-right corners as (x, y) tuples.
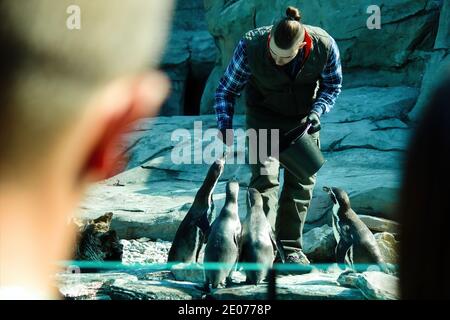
(278, 123), (326, 180)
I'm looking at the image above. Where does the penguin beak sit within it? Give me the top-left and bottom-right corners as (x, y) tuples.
(322, 186), (331, 193)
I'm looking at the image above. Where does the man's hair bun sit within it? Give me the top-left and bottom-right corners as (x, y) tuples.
(286, 6), (301, 22)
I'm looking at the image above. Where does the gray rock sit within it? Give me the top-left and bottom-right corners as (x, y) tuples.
(212, 272), (365, 300)
(337, 271), (400, 300)
(355, 271), (400, 300)
(159, 0), (216, 116)
(56, 273), (138, 300)
(322, 87), (419, 124)
(303, 225), (336, 262)
(320, 119), (411, 152)
(80, 182), (191, 241)
(171, 263), (205, 283)
(359, 215), (399, 233)
(104, 279), (203, 300)
(121, 239), (171, 265)
(408, 51), (450, 122)
(374, 232), (399, 265)
(435, 0), (450, 50)
(337, 271), (360, 289)
(191, 31), (218, 79)
(124, 115), (245, 171)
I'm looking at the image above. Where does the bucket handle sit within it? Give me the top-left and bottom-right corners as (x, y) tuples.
(284, 123), (312, 144)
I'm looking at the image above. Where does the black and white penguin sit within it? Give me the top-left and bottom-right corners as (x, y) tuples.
(323, 186), (389, 273)
(239, 188), (281, 285)
(203, 179), (241, 291)
(168, 156), (225, 264)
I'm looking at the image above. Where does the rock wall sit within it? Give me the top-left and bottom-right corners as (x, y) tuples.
(200, 0), (448, 118)
(158, 0), (216, 116)
(409, 0), (450, 121)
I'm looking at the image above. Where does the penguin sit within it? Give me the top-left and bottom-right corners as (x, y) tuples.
(239, 188), (285, 285)
(203, 179), (241, 291)
(322, 186), (389, 273)
(168, 156), (225, 264)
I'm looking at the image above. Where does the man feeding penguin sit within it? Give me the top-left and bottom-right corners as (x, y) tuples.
(213, 6), (342, 264)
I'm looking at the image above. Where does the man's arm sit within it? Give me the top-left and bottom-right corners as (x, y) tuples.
(311, 37), (343, 117)
(214, 39), (251, 130)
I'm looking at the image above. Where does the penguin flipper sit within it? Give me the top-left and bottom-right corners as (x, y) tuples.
(238, 235), (245, 264)
(234, 232), (241, 253)
(270, 229), (286, 263)
(195, 208), (212, 241)
(234, 231), (242, 269)
(364, 239), (390, 273)
(336, 239), (352, 267)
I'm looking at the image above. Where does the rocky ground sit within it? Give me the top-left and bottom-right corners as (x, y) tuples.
(57, 237), (399, 300)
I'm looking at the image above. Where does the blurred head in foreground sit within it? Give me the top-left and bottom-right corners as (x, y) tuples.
(0, 0), (173, 299)
(399, 70), (450, 299)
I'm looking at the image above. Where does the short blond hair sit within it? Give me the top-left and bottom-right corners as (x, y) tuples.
(0, 0), (173, 177)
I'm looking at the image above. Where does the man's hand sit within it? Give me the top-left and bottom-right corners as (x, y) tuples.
(306, 112), (321, 134)
(218, 128), (234, 146)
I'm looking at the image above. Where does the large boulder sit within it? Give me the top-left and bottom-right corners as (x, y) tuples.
(212, 273), (366, 300)
(303, 225), (336, 262)
(408, 0), (449, 122)
(159, 0), (216, 115)
(356, 271), (400, 300)
(375, 232), (399, 264)
(408, 51), (450, 121)
(103, 278), (203, 300)
(434, 0), (450, 50)
(359, 216), (399, 234)
(337, 271), (399, 300)
(322, 87), (418, 124)
(56, 273), (138, 300)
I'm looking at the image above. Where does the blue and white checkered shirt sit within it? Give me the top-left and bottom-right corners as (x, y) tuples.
(214, 36), (343, 130)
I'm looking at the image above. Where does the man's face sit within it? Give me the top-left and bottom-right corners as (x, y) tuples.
(269, 34), (306, 66)
(270, 48), (298, 66)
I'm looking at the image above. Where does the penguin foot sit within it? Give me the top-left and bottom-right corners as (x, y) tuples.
(225, 277), (235, 288)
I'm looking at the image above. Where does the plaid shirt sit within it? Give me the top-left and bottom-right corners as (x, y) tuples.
(214, 35), (343, 130)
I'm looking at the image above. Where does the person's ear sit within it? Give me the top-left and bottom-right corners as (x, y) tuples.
(81, 71), (170, 183)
